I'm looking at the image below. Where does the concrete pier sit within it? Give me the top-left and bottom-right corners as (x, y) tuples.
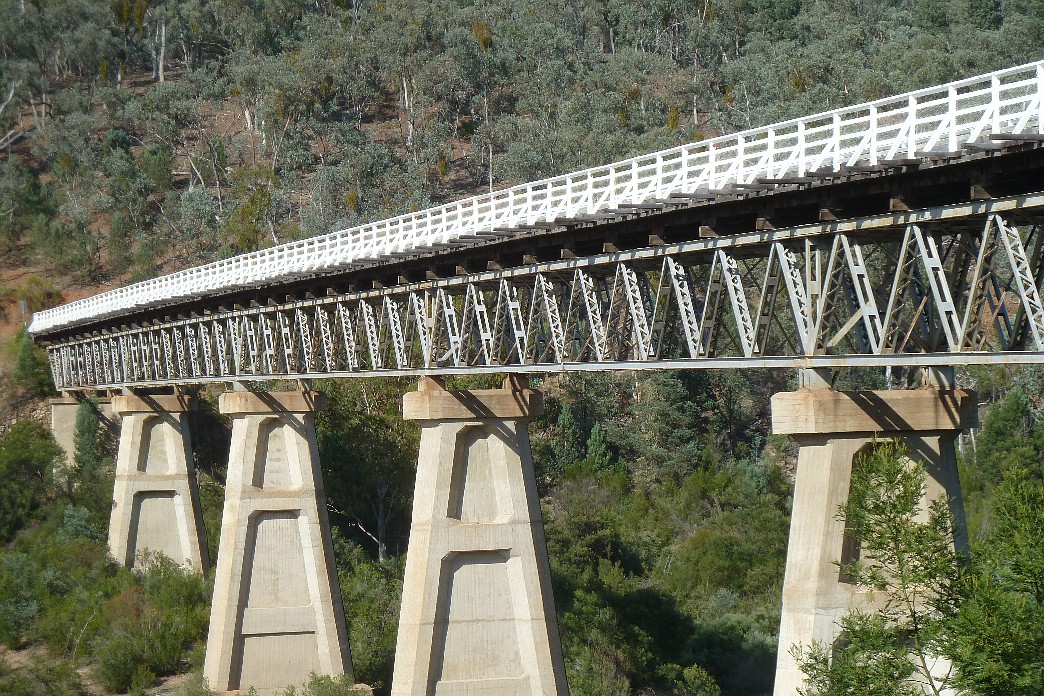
(50, 394), (116, 475)
(770, 387), (977, 696)
(392, 376), (568, 696)
(108, 393), (208, 572)
(203, 390), (353, 696)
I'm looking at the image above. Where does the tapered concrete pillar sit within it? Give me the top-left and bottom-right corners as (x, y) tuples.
(204, 391), (353, 696)
(392, 376), (568, 696)
(50, 394), (116, 475)
(109, 393), (208, 573)
(771, 387), (977, 696)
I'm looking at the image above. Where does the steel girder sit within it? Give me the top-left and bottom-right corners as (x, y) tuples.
(44, 195), (1044, 390)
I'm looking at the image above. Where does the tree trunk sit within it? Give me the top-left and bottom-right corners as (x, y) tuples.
(375, 493), (388, 562)
(152, 24), (159, 80)
(158, 20), (166, 83)
(484, 92), (493, 193)
(401, 69), (414, 148)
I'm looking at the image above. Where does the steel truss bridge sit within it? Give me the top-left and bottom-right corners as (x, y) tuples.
(28, 60), (1044, 389)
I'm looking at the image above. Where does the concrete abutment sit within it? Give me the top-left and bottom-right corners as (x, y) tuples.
(770, 386), (977, 696)
(392, 376), (568, 696)
(203, 390), (355, 696)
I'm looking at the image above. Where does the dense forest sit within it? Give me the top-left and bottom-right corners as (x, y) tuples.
(1, 0), (1044, 694)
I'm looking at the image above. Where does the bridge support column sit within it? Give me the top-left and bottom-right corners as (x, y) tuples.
(50, 394), (116, 477)
(770, 386), (977, 696)
(108, 393), (208, 572)
(392, 376), (568, 696)
(203, 391), (353, 696)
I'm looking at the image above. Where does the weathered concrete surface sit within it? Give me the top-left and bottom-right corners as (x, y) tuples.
(108, 393), (209, 573)
(203, 391), (354, 696)
(771, 388), (976, 696)
(50, 395), (116, 475)
(392, 377), (567, 696)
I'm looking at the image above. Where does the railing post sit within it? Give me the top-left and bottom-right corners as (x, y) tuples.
(908, 94), (917, 158)
(1037, 63), (1043, 135)
(797, 121), (805, 176)
(587, 170), (595, 213)
(992, 74), (1001, 135)
(832, 112), (841, 171)
(949, 85), (958, 151)
(655, 154), (663, 199)
(767, 128), (775, 180)
(737, 135), (745, 181)
(709, 141), (717, 186)
(869, 105), (878, 164)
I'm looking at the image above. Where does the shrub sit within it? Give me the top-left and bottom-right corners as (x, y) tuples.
(91, 555), (211, 692)
(11, 329), (54, 397)
(0, 659), (87, 695)
(280, 673), (373, 695)
(0, 421), (61, 539)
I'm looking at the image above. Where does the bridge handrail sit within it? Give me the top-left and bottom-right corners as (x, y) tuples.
(29, 60), (1044, 336)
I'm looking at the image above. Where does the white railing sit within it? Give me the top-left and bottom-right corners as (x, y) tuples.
(29, 60), (1044, 336)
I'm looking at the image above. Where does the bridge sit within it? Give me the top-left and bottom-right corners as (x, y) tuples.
(32, 60), (1044, 695)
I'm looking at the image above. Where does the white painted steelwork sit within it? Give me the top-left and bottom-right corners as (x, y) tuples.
(29, 60), (1044, 336)
(44, 195), (1044, 389)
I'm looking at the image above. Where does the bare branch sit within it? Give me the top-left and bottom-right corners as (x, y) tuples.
(0, 129), (22, 150)
(0, 81), (20, 119)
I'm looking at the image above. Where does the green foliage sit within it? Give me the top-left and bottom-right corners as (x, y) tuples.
(974, 388), (1044, 482)
(73, 398), (103, 473)
(797, 440), (962, 695)
(92, 554), (212, 692)
(317, 378), (418, 561)
(138, 144), (174, 192)
(66, 399), (116, 529)
(539, 371), (786, 695)
(333, 533), (404, 690)
(176, 672), (216, 696)
(0, 421), (61, 540)
(965, 0), (1003, 30)
(945, 471), (1044, 695)
(0, 466), (208, 685)
(17, 276), (64, 313)
(0, 658), (87, 695)
(11, 329), (54, 397)
(278, 672), (372, 695)
(797, 612), (918, 696)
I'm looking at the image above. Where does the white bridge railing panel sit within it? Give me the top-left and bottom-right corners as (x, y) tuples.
(29, 60), (1044, 336)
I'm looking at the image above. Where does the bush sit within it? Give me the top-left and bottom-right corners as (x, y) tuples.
(91, 555), (211, 692)
(92, 612), (193, 692)
(11, 329), (54, 397)
(279, 673), (372, 695)
(138, 144), (174, 192)
(0, 421), (61, 539)
(0, 659), (87, 695)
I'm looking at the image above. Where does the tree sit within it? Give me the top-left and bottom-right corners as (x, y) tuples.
(73, 399), (103, 472)
(11, 328), (53, 397)
(0, 420), (61, 539)
(798, 611), (919, 696)
(316, 379), (417, 561)
(796, 440), (962, 696)
(965, 0), (1002, 30)
(944, 471), (1044, 695)
(66, 398), (115, 527)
